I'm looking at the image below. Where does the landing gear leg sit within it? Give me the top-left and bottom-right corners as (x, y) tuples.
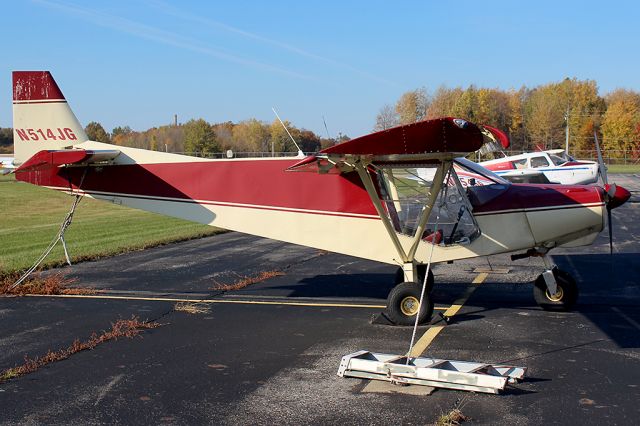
(394, 264), (434, 293)
(533, 256), (578, 311)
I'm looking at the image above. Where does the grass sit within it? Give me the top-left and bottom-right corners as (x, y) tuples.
(0, 316), (160, 383)
(0, 175), (223, 277)
(606, 164), (640, 174)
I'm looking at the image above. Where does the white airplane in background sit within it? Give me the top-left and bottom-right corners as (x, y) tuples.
(0, 155), (15, 174)
(480, 149), (600, 185)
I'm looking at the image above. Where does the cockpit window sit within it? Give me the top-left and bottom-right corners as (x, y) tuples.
(549, 154), (567, 166)
(530, 156), (550, 168)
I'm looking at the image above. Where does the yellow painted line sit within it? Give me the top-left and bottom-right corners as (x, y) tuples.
(472, 272), (489, 284)
(24, 292), (448, 310)
(408, 272), (488, 357)
(25, 293), (387, 309)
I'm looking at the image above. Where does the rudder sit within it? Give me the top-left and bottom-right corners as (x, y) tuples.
(12, 71), (88, 165)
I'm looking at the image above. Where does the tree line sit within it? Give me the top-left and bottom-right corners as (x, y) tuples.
(2, 77), (639, 159)
(375, 78), (640, 158)
(85, 119), (348, 156)
(0, 119), (347, 156)
(0, 128), (12, 154)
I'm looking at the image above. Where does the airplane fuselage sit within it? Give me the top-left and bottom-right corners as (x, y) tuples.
(16, 141), (607, 266)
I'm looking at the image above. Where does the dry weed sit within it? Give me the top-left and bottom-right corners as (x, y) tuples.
(0, 316), (160, 383)
(174, 302), (210, 314)
(212, 270), (284, 291)
(0, 272), (96, 296)
(434, 397), (470, 426)
(435, 409), (469, 426)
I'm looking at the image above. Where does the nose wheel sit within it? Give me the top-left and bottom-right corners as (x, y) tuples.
(533, 268), (578, 310)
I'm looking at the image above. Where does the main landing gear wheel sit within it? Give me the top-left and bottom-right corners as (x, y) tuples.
(533, 268), (578, 311)
(394, 265), (434, 294)
(386, 282), (434, 326)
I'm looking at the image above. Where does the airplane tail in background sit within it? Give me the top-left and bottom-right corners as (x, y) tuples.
(12, 71), (88, 166)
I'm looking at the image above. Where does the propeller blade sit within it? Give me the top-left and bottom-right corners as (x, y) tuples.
(607, 206), (613, 255)
(594, 131), (608, 185)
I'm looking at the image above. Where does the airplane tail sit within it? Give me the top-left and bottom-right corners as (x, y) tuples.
(12, 71), (88, 166)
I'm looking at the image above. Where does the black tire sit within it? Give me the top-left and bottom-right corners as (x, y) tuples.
(386, 282), (434, 326)
(533, 268), (578, 311)
(394, 265), (434, 293)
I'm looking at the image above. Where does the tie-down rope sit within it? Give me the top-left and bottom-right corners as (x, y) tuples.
(9, 167), (87, 291)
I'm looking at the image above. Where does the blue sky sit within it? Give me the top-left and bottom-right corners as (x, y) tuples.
(2, 0), (640, 138)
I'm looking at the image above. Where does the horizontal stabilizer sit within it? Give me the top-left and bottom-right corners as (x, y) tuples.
(16, 149), (121, 173)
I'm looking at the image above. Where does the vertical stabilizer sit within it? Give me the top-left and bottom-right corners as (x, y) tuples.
(12, 71), (88, 165)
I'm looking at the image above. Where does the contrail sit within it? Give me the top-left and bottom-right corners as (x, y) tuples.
(32, 0), (316, 80)
(143, 0), (398, 86)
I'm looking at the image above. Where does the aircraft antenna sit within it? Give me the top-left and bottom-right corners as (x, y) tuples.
(272, 108), (304, 157)
(322, 115), (331, 139)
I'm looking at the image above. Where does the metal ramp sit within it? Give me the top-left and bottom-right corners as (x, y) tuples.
(338, 351), (526, 394)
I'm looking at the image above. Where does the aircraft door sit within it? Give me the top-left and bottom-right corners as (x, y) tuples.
(427, 167), (480, 245)
(374, 164), (480, 246)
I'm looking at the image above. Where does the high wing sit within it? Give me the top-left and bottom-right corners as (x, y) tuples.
(287, 117), (507, 174)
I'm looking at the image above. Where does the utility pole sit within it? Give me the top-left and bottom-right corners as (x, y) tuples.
(564, 109), (570, 155)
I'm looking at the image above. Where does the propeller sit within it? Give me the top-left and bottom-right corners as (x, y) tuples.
(594, 132), (631, 254)
(594, 131), (608, 186)
(607, 198), (613, 255)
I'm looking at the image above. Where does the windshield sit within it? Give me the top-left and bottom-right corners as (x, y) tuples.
(453, 157), (510, 186)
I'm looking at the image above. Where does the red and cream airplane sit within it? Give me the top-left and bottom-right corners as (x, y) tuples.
(11, 71), (631, 325)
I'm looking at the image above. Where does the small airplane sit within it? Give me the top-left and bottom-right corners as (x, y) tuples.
(0, 155), (15, 174)
(10, 71), (631, 325)
(480, 149), (600, 185)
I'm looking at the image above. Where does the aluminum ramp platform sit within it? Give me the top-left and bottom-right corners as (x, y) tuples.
(338, 351), (526, 394)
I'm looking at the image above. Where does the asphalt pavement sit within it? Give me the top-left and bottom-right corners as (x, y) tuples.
(0, 174), (639, 425)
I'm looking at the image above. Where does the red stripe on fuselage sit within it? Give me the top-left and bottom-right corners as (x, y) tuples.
(16, 159), (606, 218)
(483, 161), (515, 171)
(17, 159), (379, 216)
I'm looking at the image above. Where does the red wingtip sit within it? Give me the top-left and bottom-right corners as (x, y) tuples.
(481, 124), (510, 149)
(12, 71), (65, 102)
